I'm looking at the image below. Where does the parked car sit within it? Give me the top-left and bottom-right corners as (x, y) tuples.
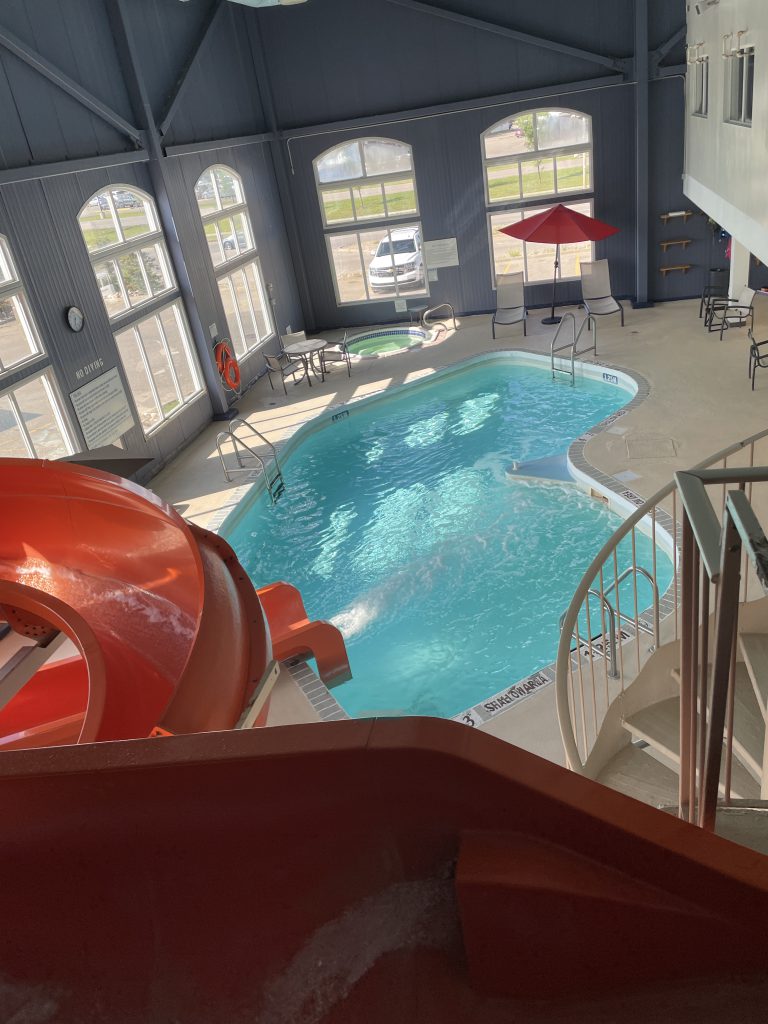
(112, 190), (142, 209)
(368, 227), (424, 293)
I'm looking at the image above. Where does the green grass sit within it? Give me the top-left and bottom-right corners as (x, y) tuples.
(488, 164), (588, 203)
(81, 227), (119, 249)
(323, 185), (417, 224)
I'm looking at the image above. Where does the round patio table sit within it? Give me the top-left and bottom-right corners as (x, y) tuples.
(282, 338), (327, 387)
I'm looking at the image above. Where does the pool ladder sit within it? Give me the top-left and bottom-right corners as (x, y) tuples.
(559, 566), (660, 679)
(550, 313), (598, 383)
(215, 418), (285, 503)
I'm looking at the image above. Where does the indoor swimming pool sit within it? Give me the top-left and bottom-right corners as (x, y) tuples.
(224, 356), (672, 719)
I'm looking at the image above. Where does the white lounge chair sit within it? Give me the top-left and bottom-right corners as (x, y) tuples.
(580, 259), (624, 327)
(707, 286), (755, 340)
(492, 272), (527, 339)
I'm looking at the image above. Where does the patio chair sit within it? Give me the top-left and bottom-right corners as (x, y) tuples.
(580, 259), (624, 327)
(747, 291), (768, 389)
(320, 332), (352, 377)
(492, 272), (527, 339)
(699, 267), (729, 319)
(264, 352), (306, 394)
(707, 286), (755, 340)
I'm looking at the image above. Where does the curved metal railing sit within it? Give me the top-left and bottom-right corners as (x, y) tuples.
(556, 423), (768, 774)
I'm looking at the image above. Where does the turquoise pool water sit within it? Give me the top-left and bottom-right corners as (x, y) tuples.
(225, 358), (672, 719)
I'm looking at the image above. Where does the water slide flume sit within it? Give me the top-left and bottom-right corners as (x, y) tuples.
(0, 459), (351, 748)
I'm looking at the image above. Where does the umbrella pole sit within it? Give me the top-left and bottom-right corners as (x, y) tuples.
(542, 243), (562, 325)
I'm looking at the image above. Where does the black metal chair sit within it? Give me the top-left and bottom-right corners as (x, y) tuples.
(748, 338), (768, 390)
(699, 268), (729, 320)
(320, 333), (352, 377)
(707, 287), (755, 339)
(264, 352), (306, 394)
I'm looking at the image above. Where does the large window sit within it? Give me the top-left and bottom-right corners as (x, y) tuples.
(726, 48), (754, 126)
(79, 185), (203, 435)
(194, 165), (274, 359)
(0, 235), (74, 460)
(0, 369), (74, 460)
(488, 201), (594, 286)
(482, 109), (594, 287)
(0, 236), (44, 375)
(315, 138), (427, 304)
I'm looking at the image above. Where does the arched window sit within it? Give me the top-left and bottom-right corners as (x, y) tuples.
(482, 109), (595, 286)
(0, 234), (74, 459)
(194, 165), (274, 359)
(314, 138), (426, 304)
(79, 186), (203, 435)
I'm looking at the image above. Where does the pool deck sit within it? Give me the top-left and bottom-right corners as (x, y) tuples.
(151, 299), (768, 765)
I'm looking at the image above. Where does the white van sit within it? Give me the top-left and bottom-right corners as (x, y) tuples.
(368, 227), (424, 293)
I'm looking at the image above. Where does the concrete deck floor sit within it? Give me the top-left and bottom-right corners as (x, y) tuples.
(150, 299), (768, 764)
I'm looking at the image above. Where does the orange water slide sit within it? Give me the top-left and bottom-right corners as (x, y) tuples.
(0, 459), (349, 748)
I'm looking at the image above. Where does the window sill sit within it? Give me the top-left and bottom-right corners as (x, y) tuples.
(142, 388), (207, 439)
(723, 119), (752, 128)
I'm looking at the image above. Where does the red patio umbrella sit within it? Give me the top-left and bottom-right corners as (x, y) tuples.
(499, 204), (618, 325)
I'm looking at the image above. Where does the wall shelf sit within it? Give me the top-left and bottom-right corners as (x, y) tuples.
(659, 264), (692, 277)
(659, 239), (693, 253)
(660, 210), (694, 224)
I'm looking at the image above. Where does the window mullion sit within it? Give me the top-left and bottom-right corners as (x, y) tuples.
(133, 324), (164, 423)
(356, 233), (369, 301)
(40, 373), (75, 454)
(155, 310), (183, 406)
(7, 390), (35, 457)
(239, 265), (262, 345)
(225, 275), (247, 357)
(105, 192), (123, 246)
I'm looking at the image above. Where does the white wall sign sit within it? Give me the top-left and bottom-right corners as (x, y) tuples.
(394, 298), (407, 312)
(70, 366), (135, 450)
(424, 237), (459, 269)
(428, 269), (439, 282)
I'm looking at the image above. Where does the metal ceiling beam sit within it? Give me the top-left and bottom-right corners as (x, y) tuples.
(385, 0), (628, 73)
(0, 22), (143, 145)
(653, 62), (686, 80)
(164, 132), (276, 157)
(651, 25), (686, 70)
(158, 0), (227, 137)
(0, 149), (149, 186)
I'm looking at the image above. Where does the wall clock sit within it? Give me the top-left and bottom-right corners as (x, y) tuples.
(66, 306), (85, 332)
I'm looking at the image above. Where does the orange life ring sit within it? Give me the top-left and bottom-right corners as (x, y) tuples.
(214, 340), (234, 374)
(224, 356), (241, 391)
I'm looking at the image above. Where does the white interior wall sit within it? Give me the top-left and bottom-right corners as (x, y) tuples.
(684, 0), (768, 264)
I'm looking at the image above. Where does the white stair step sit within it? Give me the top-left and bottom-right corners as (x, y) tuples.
(668, 663), (764, 782)
(623, 698), (760, 800)
(739, 633), (768, 720)
(596, 744), (679, 809)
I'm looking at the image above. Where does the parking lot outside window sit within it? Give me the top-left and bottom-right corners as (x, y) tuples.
(314, 138), (428, 305)
(482, 109), (595, 287)
(78, 186), (203, 436)
(194, 165), (274, 356)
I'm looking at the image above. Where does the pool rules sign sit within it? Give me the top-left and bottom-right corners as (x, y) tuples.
(70, 366), (135, 450)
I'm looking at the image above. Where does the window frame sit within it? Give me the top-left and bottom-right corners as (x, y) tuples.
(481, 109), (593, 208)
(113, 298), (203, 436)
(216, 259), (274, 359)
(195, 164), (275, 355)
(78, 185), (175, 322)
(315, 139), (428, 307)
(725, 48), (754, 126)
(313, 137), (420, 229)
(692, 56), (709, 117)
(0, 367), (76, 459)
(487, 200), (596, 290)
(324, 222), (428, 307)
(0, 234), (45, 377)
(79, 184), (205, 439)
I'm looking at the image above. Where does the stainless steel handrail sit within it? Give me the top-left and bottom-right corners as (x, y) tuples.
(550, 313), (597, 383)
